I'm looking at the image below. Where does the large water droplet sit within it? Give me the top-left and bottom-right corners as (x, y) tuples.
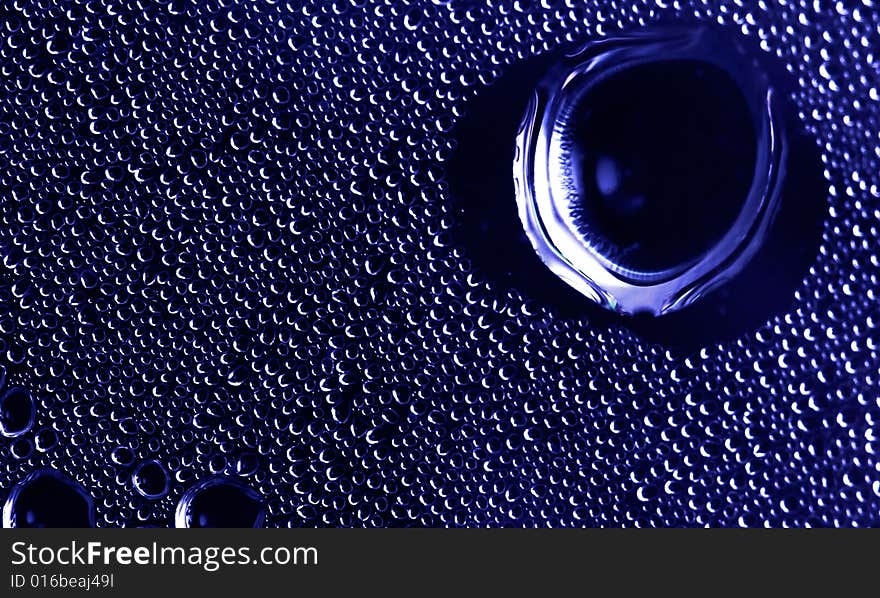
(514, 26), (786, 315)
(0, 387), (34, 438)
(3, 469), (95, 528)
(175, 476), (265, 528)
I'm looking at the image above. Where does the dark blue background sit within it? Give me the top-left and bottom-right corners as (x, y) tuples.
(0, 0), (876, 527)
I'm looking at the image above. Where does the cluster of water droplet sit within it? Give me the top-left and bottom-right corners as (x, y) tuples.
(0, 0), (878, 527)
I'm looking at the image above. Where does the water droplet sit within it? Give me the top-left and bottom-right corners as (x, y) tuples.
(3, 469), (95, 528)
(234, 453), (259, 476)
(175, 476), (265, 528)
(111, 447), (136, 467)
(514, 26), (786, 315)
(0, 387), (34, 438)
(132, 460), (170, 499)
(34, 428), (58, 453)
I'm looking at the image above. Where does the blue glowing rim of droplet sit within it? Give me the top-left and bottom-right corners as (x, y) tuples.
(513, 26), (786, 316)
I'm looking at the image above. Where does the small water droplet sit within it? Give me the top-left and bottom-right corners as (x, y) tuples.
(111, 446), (136, 467)
(132, 460), (170, 499)
(234, 453), (259, 476)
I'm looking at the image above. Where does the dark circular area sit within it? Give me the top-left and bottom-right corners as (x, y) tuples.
(566, 59), (757, 273)
(182, 479), (265, 528)
(132, 460), (170, 499)
(0, 387), (34, 438)
(5, 469), (94, 528)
